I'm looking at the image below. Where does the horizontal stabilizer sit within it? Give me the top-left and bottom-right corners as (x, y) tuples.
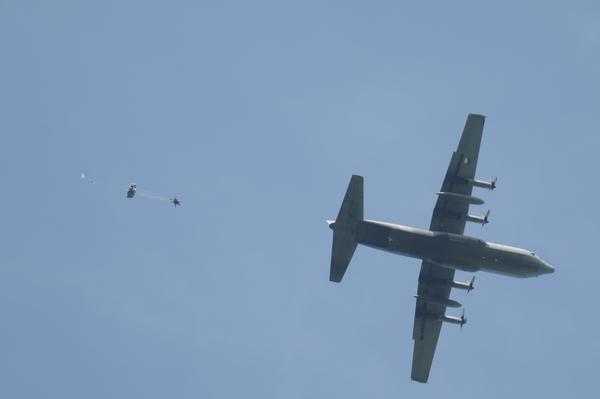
(329, 175), (364, 282)
(330, 232), (358, 282)
(337, 175), (363, 222)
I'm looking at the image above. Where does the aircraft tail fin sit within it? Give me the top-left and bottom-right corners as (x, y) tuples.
(329, 175), (364, 283)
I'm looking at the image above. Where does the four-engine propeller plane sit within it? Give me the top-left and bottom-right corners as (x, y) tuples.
(327, 114), (554, 383)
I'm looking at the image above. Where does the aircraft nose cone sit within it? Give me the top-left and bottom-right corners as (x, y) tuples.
(539, 261), (555, 275)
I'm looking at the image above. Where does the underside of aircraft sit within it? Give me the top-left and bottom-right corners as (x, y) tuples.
(328, 114), (554, 383)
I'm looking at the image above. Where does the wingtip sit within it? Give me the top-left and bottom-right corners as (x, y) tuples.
(468, 113), (487, 120)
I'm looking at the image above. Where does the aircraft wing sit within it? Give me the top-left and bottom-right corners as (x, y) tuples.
(430, 113), (486, 234)
(411, 261), (454, 382)
(411, 114), (485, 383)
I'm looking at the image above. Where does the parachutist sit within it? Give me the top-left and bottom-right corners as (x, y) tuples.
(127, 183), (137, 198)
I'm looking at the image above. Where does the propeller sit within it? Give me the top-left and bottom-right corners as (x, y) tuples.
(480, 210), (491, 230)
(490, 176), (498, 190)
(467, 276), (476, 294)
(483, 210), (490, 224)
(460, 309), (467, 329)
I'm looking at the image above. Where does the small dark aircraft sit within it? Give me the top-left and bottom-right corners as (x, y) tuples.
(171, 197), (181, 207)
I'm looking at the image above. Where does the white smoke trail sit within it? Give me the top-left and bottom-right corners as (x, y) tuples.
(136, 190), (171, 202)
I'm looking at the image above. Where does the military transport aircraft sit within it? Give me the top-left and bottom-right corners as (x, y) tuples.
(327, 114), (554, 383)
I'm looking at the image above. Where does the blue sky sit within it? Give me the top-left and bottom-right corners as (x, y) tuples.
(1, 1), (599, 397)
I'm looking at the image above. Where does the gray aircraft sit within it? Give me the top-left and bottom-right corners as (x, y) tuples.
(327, 114), (554, 383)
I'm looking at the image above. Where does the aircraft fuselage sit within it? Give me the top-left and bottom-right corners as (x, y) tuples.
(354, 220), (554, 277)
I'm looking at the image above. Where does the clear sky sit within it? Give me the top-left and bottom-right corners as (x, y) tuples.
(1, 1), (599, 398)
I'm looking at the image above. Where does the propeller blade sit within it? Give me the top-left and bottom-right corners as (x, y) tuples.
(467, 276), (476, 294)
(490, 176), (498, 190)
(480, 210), (490, 230)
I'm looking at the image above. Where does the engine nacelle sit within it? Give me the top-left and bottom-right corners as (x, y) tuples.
(465, 210), (490, 225)
(470, 176), (497, 190)
(440, 312), (467, 327)
(451, 276), (475, 293)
